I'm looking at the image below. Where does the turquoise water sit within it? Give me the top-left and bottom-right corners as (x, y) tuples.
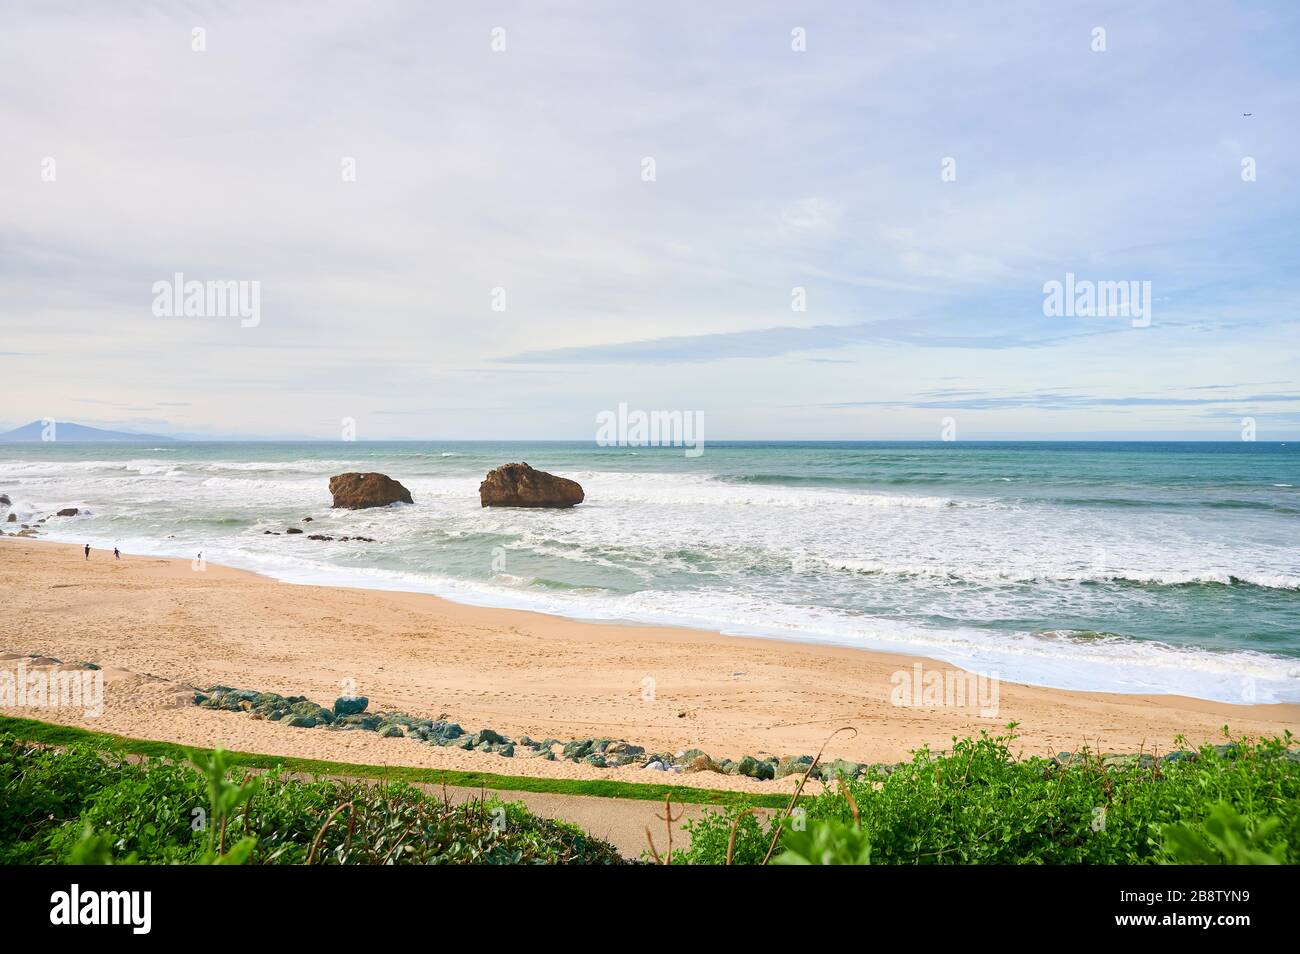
(3, 441), (1298, 703)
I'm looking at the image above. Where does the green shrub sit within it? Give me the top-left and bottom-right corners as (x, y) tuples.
(1160, 802), (1287, 865)
(773, 817), (873, 865)
(676, 727), (1300, 865)
(0, 733), (624, 865)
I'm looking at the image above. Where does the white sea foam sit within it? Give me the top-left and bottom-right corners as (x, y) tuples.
(9, 447), (1300, 704)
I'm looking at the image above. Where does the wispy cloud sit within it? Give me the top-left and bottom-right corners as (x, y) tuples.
(497, 318), (1125, 365)
(826, 391), (1300, 411)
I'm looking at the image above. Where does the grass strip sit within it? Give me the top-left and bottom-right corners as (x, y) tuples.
(0, 714), (790, 809)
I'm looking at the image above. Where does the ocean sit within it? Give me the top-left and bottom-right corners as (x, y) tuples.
(3, 440), (1298, 704)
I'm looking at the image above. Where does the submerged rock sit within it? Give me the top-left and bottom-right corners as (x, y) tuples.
(479, 462), (584, 508)
(329, 472), (413, 509)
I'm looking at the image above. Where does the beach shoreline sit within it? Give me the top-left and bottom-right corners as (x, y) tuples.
(3, 537), (1297, 793)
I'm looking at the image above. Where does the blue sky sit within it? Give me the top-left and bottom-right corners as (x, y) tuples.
(1, 0), (1297, 439)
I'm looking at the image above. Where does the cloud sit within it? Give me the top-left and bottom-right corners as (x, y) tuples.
(497, 318), (1125, 365)
(0, 1), (1297, 437)
(825, 391), (1300, 411)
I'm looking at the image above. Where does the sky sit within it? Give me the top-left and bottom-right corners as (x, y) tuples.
(2, 0), (1298, 441)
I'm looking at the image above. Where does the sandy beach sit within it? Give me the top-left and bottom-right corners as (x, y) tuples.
(2, 538), (1296, 795)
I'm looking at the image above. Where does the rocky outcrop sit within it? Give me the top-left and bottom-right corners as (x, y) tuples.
(479, 462), (584, 508)
(55, 508), (79, 517)
(5, 513), (14, 523)
(328, 472), (413, 509)
(0, 494), (10, 507)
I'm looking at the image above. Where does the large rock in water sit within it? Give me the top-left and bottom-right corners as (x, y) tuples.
(479, 462), (584, 508)
(328, 472), (413, 509)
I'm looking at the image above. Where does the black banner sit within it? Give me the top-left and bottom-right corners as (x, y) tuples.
(0, 865), (1283, 939)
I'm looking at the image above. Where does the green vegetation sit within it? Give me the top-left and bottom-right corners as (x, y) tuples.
(4, 717), (1296, 866)
(671, 726), (1299, 865)
(1, 732), (625, 864)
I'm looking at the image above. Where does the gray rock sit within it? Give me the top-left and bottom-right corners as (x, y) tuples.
(337, 714), (382, 731)
(563, 739), (593, 761)
(683, 754), (719, 774)
(605, 741), (645, 759)
(774, 755), (814, 779)
(332, 696), (368, 716)
(818, 759), (860, 782)
(735, 755), (773, 780)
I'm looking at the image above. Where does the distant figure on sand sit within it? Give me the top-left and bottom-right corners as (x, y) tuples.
(114, 547), (120, 560)
(84, 544), (90, 560)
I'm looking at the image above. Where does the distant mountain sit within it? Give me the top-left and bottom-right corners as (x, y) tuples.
(0, 421), (175, 443)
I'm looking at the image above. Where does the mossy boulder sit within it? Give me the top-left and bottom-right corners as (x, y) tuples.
(334, 696), (369, 716)
(774, 755), (814, 779)
(563, 740), (593, 761)
(734, 755), (774, 779)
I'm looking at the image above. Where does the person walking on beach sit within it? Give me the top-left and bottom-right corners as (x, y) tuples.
(84, 543), (90, 560)
(113, 547), (120, 560)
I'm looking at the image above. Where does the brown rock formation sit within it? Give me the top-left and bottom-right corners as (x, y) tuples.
(328, 473), (413, 509)
(479, 462), (584, 508)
